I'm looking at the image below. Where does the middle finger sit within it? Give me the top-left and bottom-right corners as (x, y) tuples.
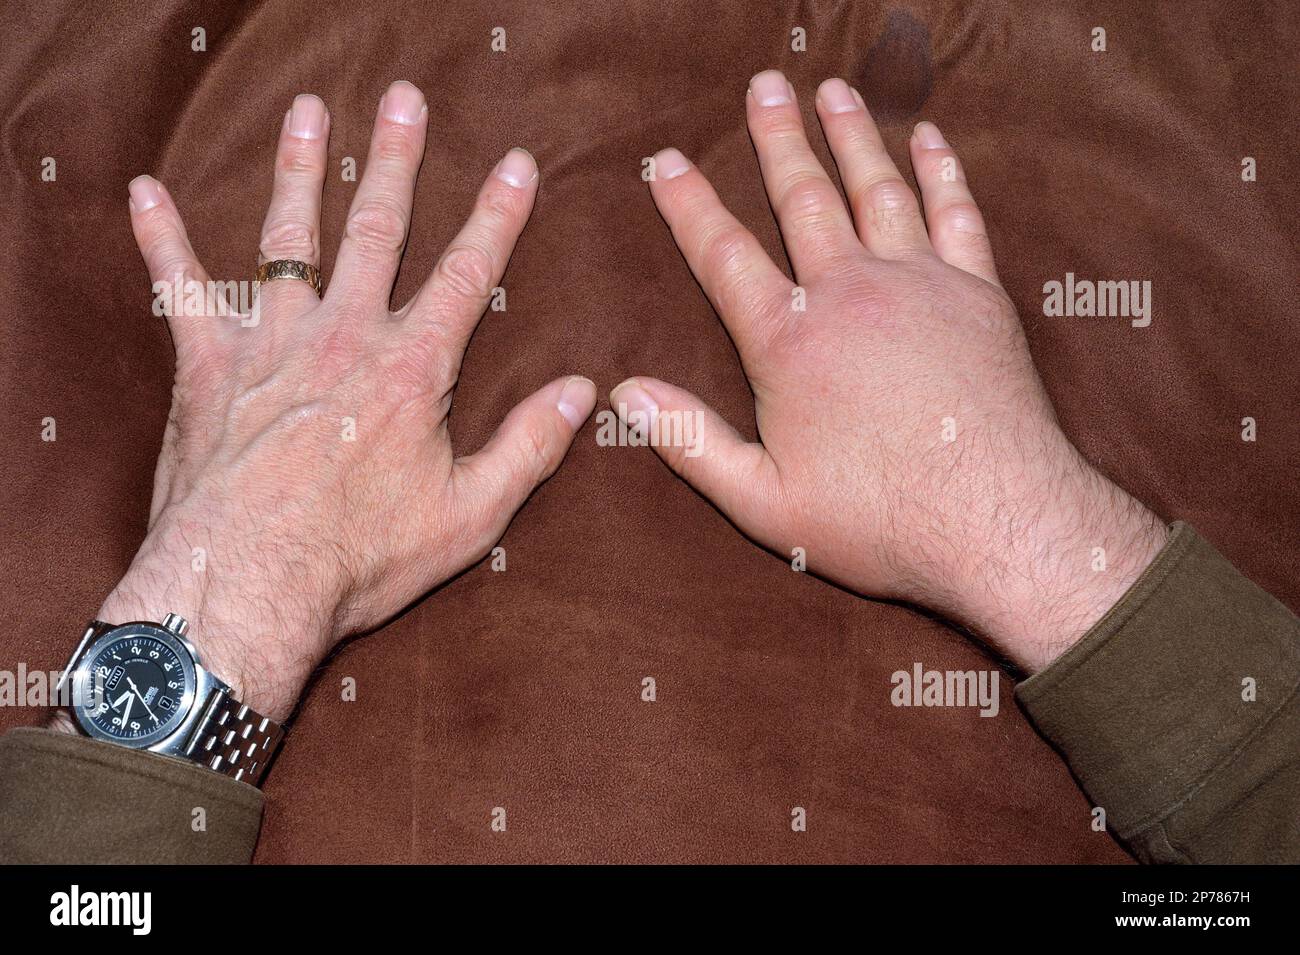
(745, 70), (861, 282)
(328, 80), (429, 310)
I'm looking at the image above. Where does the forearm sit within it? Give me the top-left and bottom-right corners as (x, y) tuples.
(94, 533), (338, 722)
(934, 449), (1168, 673)
(50, 515), (342, 733)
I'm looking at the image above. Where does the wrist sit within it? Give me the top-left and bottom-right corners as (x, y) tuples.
(929, 453), (1167, 674)
(89, 529), (342, 722)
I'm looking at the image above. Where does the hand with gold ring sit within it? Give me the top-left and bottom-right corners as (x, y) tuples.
(102, 81), (595, 722)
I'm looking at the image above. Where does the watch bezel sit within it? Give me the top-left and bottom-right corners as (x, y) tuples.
(70, 622), (198, 749)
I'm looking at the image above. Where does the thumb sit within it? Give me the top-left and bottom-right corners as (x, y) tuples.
(609, 376), (778, 532)
(452, 375), (597, 528)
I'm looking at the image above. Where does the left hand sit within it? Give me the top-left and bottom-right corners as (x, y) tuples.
(94, 81), (595, 720)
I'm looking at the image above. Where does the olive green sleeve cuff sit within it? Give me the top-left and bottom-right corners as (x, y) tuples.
(0, 726), (263, 863)
(1016, 522), (1300, 863)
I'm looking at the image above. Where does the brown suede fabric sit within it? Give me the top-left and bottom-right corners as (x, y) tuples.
(0, 2), (1295, 863)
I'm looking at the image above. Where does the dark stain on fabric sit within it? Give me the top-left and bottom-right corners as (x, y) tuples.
(860, 10), (933, 122)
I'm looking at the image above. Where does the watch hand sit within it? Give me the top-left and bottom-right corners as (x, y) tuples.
(125, 676), (160, 723)
(110, 690), (131, 711)
(120, 692), (134, 727)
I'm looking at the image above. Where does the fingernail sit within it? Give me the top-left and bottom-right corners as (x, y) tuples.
(654, 147), (691, 180)
(494, 148), (537, 188)
(128, 175), (162, 212)
(381, 80), (426, 125)
(557, 376), (597, 431)
(288, 94), (327, 139)
(913, 121), (946, 149)
(819, 78), (859, 113)
(609, 377), (658, 425)
(749, 70), (792, 107)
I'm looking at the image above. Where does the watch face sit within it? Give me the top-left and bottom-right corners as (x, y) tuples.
(73, 625), (196, 747)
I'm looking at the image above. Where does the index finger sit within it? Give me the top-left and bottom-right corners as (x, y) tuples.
(646, 147), (794, 359)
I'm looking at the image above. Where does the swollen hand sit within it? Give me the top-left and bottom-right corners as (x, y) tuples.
(615, 71), (1164, 671)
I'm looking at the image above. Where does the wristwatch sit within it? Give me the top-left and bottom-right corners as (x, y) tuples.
(56, 612), (284, 786)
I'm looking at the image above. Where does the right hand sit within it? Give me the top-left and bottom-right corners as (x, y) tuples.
(614, 71), (1164, 671)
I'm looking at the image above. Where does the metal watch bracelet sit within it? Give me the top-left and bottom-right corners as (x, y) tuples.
(182, 689), (284, 786)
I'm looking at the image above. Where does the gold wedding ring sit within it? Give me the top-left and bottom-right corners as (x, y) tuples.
(256, 259), (322, 296)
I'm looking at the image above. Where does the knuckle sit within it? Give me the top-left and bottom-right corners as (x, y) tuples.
(477, 184), (526, 225)
(778, 175), (836, 218)
(139, 221), (180, 260)
(275, 143), (324, 177)
(149, 247), (193, 282)
(857, 178), (921, 236)
(312, 322), (365, 377)
(379, 335), (443, 396)
(677, 188), (724, 226)
(755, 111), (803, 140)
(435, 243), (496, 301)
(836, 121), (884, 154)
(136, 204), (174, 233)
(658, 441), (690, 476)
(145, 241), (197, 287)
(373, 129), (419, 165)
(858, 177), (917, 214)
(699, 225), (770, 317)
(920, 147), (960, 178)
(699, 223), (753, 277)
(259, 218), (318, 260)
(845, 284), (897, 328)
(519, 420), (556, 480)
(937, 200), (987, 236)
(344, 199), (408, 255)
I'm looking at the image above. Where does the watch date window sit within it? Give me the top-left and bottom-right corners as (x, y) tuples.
(158, 696), (174, 711)
(105, 666), (124, 692)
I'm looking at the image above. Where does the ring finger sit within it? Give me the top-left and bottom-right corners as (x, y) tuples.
(257, 93), (329, 311)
